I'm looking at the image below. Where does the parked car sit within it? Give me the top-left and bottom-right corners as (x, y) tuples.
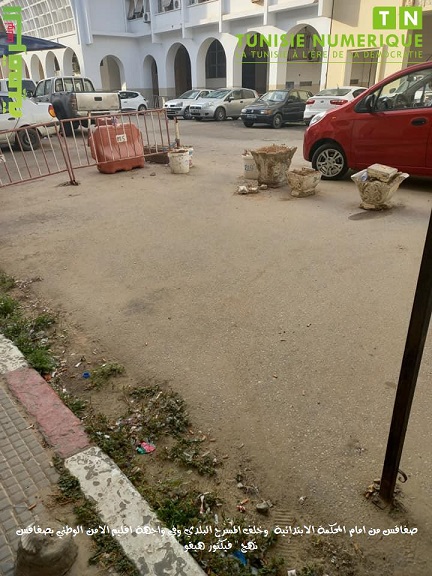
(241, 89), (313, 129)
(0, 92), (58, 150)
(32, 76), (121, 135)
(0, 78), (36, 97)
(118, 90), (148, 111)
(164, 89), (214, 119)
(303, 86), (367, 124)
(190, 88), (259, 121)
(303, 62), (432, 179)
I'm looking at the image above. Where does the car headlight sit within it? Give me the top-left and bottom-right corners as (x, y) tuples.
(309, 112), (326, 127)
(241, 108), (246, 114)
(260, 109), (273, 115)
(177, 102), (183, 106)
(202, 103), (211, 108)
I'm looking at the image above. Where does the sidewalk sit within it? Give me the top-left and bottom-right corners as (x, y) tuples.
(0, 334), (205, 576)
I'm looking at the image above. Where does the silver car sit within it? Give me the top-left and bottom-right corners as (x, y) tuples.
(190, 88), (259, 121)
(164, 89), (213, 120)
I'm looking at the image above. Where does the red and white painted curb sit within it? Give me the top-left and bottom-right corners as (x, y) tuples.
(0, 335), (204, 576)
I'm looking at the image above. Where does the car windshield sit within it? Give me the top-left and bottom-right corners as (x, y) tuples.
(6, 79), (35, 92)
(179, 90), (200, 99)
(315, 88), (351, 96)
(205, 90), (230, 99)
(258, 91), (287, 102)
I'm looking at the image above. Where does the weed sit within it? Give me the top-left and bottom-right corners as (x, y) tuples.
(0, 293), (56, 375)
(0, 271), (15, 292)
(33, 312), (56, 330)
(53, 458), (139, 576)
(27, 348), (56, 374)
(58, 392), (88, 419)
(0, 295), (19, 317)
(297, 565), (323, 576)
(84, 412), (140, 479)
(165, 437), (217, 476)
(89, 362), (125, 389)
(126, 384), (190, 439)
(74, 501), (139, 575)
(56, 469), (82, 503)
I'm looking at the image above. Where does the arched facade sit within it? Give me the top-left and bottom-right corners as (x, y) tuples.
(166, 43), (192, 97)
(63, 48), (81, 76)
(143, 55), (159, 106)
(100, 55), (125, 90)
(241, 33), (269, 95)
(30, 55), (44, 81)
(45, 52), (60, 77)
(196, 38), (227, 89)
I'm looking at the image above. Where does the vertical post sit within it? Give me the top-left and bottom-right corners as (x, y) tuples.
(174, 116), (181, 148)
(380, 209), (432, 502)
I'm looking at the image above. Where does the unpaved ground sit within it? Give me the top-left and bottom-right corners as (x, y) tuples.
(1, 119), (432, 574)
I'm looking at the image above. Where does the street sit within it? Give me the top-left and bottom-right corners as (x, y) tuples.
(1, 117), (431, 574)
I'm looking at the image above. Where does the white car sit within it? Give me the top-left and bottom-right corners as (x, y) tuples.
(164, 89), (214, 120)
(190, 88), (259, 121)
(0, 92), (59, 150)
(118, 90), (148, 111)
(303, 86), (367, 124)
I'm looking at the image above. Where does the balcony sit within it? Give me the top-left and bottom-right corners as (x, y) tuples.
(152, 0), (182, 33)
(185, 0), (219, 27)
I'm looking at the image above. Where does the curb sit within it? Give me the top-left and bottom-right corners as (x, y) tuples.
(0, 335), (205, 576)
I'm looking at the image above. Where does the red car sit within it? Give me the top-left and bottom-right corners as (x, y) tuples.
(303, 62), (432, 179)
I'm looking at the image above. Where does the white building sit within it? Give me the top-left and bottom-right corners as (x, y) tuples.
(0, 0), (335, 103)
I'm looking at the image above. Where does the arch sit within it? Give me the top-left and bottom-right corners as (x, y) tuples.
(99, 55), (125, 90)
(196, 38), (227, 89)
(30, 54), (44, 81)
(283, 25), (323, 94)
(166, 43), (192, 97)
(23, 59), (31, 78)
(45, 51), (60, 77)
(241, 33), (269, 94)
(143, 55), (159, 98)
(63, 48), (81, 76)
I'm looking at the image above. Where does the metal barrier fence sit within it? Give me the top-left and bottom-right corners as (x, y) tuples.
(0, 109), (175, 188)
(0, 122), (74, 187)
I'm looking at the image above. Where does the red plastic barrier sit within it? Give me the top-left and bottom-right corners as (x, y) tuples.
(89, 121), (145, 174)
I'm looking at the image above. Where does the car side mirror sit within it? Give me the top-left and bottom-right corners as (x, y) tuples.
(25, 89), (34, 98)
(363, 94), (376, 111)
(227, 96), (233, 102)
(286, 98), (294, 103)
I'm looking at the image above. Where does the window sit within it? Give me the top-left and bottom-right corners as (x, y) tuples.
(158, 0), (177, 12)
(0, 95), (11, 114)
(54, 78), (64, 92)
(367, 70), (432, 111)
(205, 40), (226, 80)
(353, 88), (367, 98)
(230, 90), (242, 100)
(63, 78), (74, 91)
(35, 81), (45, 97)
(298, 90), (312, 101)
(44, 79), (53, 95)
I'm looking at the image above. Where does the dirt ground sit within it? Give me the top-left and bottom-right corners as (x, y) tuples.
(1, 119), (432, 575)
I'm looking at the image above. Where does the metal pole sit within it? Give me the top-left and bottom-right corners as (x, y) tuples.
(379, 209), (432, 502)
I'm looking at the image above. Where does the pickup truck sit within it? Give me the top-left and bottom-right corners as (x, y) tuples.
(32, 76), (121, 135)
